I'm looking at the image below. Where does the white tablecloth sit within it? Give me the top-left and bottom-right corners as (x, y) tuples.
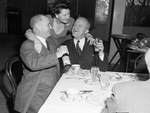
(38, 71), (136, 113)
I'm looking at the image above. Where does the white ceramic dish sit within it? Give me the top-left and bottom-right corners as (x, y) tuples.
(61, 94), (82, 102)
(86, 94), (105, 107)
(84, 79), (99, 85)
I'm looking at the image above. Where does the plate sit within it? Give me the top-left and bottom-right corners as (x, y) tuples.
(84, 79), (99, 85)
(78, 69), (91, 77)
(61, 94), (82, 102)
(86, 94), (105, 106)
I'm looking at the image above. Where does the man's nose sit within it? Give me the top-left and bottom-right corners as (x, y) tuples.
(66, 15), (70, 20)
(74, 25), (78, 29)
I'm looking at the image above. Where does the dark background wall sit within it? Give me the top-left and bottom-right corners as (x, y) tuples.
(7, 0), (47, 33)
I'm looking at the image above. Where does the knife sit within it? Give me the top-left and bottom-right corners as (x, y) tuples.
(79, 90), (93, 93)
(60, 90), (93, 93)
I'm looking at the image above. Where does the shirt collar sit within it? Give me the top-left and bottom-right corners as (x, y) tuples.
(74, 37), (85, 51)
(36, 35), (47, 48)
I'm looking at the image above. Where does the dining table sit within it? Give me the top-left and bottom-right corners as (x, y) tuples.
(38, 69), (137, 113)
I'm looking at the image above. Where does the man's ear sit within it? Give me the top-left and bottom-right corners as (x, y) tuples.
(85, 29), (89, 34)
(55, 14), (58, 18)
(35, 23), (41, 31)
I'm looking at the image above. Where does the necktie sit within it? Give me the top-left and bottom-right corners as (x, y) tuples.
(76, 40), (81, 55)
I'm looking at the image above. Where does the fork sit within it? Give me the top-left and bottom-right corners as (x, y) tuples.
(65, 77), (84, 80)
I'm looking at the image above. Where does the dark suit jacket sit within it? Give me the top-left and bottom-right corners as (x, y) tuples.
(14, 38), (60, 113)
(62, 37), (108, 71)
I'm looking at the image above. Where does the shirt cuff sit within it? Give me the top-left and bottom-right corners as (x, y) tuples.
(99, 52), (104, 61)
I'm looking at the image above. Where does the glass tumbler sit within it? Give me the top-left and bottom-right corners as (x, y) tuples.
(94, 38), (103, 52)
(91, 66), (99, 82)
(99, 74), (110, 89)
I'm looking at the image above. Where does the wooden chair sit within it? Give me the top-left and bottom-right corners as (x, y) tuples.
(5, 56), (23, 103)
(134, 54), (144, 69)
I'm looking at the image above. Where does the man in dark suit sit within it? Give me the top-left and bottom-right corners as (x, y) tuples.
(14, 14), (68, 113)
(101, 49), (150, 113)
(62, 17), (108, 71)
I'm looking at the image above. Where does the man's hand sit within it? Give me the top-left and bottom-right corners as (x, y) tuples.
(25, 29), (43, 53)
(34, 40), (42, 53)
(86, 33), (95, 45)
(25, 29), (36, 41)
(56, 46), (69, 58)
(94, 39), (104, 53)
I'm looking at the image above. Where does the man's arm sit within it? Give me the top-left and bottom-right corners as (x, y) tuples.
(20, 41), (59, 71)
(20, 41), (68, 71)
(25, 29), (42, 53)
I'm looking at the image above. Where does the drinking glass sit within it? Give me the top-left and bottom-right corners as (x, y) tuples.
(94, 38), (103, 52)
(91, 66), (99, 82)
(99, 74), (110, 90)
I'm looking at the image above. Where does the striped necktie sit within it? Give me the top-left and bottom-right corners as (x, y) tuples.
(76, 40), (81, 55)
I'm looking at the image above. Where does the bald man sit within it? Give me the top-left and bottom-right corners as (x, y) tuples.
(14, 14), (68, 113)
(61, 17), (108, 71)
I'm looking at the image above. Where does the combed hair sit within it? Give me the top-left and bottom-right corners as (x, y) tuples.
(50, 0), (71, 18)
(30, 14), (44, 28)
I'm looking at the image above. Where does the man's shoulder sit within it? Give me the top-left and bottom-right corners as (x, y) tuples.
(62, 38), (73, 45)
(21, 39), (34, 48)
(113, 80), (144, 94)
(46, 14), (53, 20)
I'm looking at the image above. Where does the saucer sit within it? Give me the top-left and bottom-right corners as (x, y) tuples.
(86, 94), (105, 106)
(84, 79), (99, 85)
(61, 94), (82, 102)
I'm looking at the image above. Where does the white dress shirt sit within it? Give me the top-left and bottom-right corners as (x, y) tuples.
(74, 38), (85, 51)
(36, 35), (47, 48)
(73, 38), (104, 60)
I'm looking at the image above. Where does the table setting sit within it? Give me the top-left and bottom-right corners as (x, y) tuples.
(38, 65), (138, 113)
(128, 38), (150, 53)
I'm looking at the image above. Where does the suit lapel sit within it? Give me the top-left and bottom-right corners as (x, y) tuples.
(40, 44), (49, 55)
(82, 38), (92, 55)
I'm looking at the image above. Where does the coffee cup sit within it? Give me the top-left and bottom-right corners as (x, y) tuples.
(65, 88), (80, 101)
(72, 64), (80, 74)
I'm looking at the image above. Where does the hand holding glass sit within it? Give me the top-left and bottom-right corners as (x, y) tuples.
(94, 38), (104, 52)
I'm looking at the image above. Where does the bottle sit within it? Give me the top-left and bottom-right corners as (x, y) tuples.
(62, 53), (71, 72)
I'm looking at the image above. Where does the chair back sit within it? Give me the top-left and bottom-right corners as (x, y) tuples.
(134, 54), (143, 69)
(5, 56), (23, 102)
